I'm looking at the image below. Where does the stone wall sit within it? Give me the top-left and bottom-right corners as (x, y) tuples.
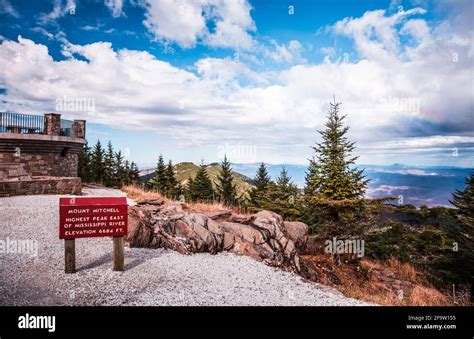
(0, 177), (82, 197)
(0, 152), (78, 177)
(0, 163), (31, 181)
(0, 133), (85, 178)
(0, 113), (86, 196)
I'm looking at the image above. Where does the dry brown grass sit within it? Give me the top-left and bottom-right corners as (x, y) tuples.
(386, 258), (418, 283)
(360, 258), (418, 283)
(340, 279), (452, 306)
(121, 184), (168, 202)
(409, 286), (452, 306)
(303, 254), (454, 306)
(122, 184), (249, 215)
(184, 201), (248, 215)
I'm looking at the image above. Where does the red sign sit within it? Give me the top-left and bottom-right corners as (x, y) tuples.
(59, 197), (128, 239)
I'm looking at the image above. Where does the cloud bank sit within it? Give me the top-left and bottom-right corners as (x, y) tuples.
(0, 3), (472, 165)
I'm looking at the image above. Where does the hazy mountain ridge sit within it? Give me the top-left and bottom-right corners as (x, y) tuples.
(139, 162), (254, 197)
(232, 163), (473, 207)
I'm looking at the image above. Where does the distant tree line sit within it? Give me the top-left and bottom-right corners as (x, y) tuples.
(78, 140), (139, 187)
(145, 155), (183, 200)
(146, 154), (242, 206)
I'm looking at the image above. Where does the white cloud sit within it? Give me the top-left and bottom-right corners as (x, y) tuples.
(366, 185), (412, 196)
(264, 40), (306, 64)
(401, 19), (430, 41)
(141, 0), (255, 50)
(105, 0), (124, 18)
(203, 0), (256, 50)
(195, 57), (267, 86)
(38, 0), (76, 24)
(0, 6), (472, 165)
(331, 7), (427, 62)
(30, 27), (55, 40)
(0, 0), (19, 17)
(142, 0), (207, 49)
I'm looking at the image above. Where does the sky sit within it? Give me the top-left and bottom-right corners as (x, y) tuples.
(0, 0), (473, 169)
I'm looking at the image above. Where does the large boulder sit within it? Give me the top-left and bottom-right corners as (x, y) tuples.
(127, 201), (309, 273)
(283, 221), (309, 251)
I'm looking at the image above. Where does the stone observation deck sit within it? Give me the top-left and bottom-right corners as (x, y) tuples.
(0, 112), (86, 196)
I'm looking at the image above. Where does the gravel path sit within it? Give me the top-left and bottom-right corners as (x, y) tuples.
(0, 188), (371, 306)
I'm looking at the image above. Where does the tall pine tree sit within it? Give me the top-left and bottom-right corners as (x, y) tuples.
(450, 171), (474, 228)
(130, 162), (140, 184)
(91, 140), (105, 183)
(104, 141), (115, 186)
(276, 167), (294, 193)
(254, 162), (271, 190)
(261, 167), (300, 220)
(305, 98), (368, 200)
(78, 142), (93, 182)
(189, 164), (215, 202)
(114, 150), (125, 185)
(165, 160), (179, 199)
(250, 162), (271, 208)
(153, 155), (168, 194)
(449, 172), (474, 292)
(216, 155), (237, 206)
(185, 177), (194, 202)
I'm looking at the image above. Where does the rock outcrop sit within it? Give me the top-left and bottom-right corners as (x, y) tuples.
(127, 199), (308, 273)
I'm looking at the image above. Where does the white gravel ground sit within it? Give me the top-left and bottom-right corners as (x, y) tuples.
(0, 187), (371, 306)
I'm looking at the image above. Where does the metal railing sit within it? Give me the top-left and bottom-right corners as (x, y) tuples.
(0, 112), (45, 134)
(0, 112), (74, 136)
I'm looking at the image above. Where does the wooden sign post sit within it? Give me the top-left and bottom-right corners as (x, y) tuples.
(59, 197), (128, 273)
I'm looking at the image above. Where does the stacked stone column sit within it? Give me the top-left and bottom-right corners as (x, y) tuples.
(44, 113), (61, 136)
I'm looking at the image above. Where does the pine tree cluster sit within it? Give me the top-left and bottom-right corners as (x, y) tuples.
(78, 140), (139, 187)
(249, 163), (300, 219)
(147, 155), (183, 199)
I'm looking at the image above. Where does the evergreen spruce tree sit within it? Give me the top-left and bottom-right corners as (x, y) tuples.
(449, 172), (474, 292)
(114, 151), (125, 186)
(450, 171), (474, 228)
(154, 154), (168, 194)
(130, 162), (140, 184)
(165, 160), (179, 199)
(91, 140), (105, 183)
(104, 141), (115, 186)
(216, 155), (237, 206)
(305, 98), (368, 200)
(276, 167), (292, 192)
(189, 164), (215, 202)
(250, 162), (271, 208)
(123, 160), (131, 184)
(262, 167), (300, 220)
(254, 162), (271, 190)
(185, 177), (194, 202)
(78, 142), (93, 182)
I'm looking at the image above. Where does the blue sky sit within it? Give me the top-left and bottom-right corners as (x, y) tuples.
(0, 0), (472, 169)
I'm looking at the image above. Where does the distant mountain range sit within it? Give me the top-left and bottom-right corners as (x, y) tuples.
(139, 162), (472, 207)
(233, 163), (473, 207)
